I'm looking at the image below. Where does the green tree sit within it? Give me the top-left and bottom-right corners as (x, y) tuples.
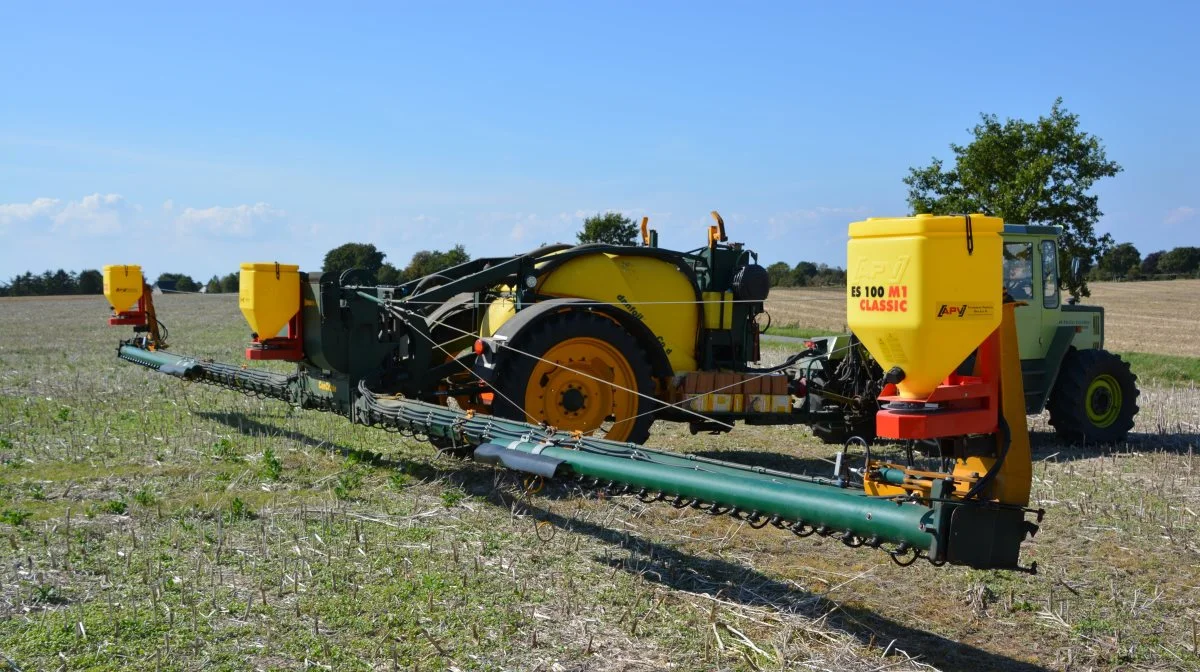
(9, 272), (41, 296)
(792, 261), (818, 287)
(1140, 250), (1163, 276)
(156, 273), (198, 293)
(811, 264), (847, 287)
(1095, 243), (1140, 279)
(904, 99), (1122, 298)
(765, 261), (794, 287)
(323, 243), (387, 281)
(205, 275), (222, 293)
(401, 245), (470, 282)
(77, 269), (103, 294)
(220, 272), (239, 293)
(44, 269), (76, 295)
(1159, 246), (1200, 275)
(376, 263), (403, 285)
(576, 211), (639, 246)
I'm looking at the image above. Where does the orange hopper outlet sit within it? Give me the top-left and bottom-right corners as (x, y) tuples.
(845, 214), (1004, 440)
(239, 262), (304, 361)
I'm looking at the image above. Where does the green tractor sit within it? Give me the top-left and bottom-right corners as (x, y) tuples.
(1002, 224), (1139, 443)
(810, 224), (1139, 446)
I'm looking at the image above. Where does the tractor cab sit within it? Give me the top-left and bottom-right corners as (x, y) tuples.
(1000, 224), (1135, 442)
(1003, 224), (1079, 359)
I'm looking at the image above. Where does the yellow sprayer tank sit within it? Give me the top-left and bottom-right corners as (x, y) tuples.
(846, 214), (1003, 399)
(239, 262), (301, 338)
(102, 264), (144, 313)
(481, 252), (700, 373)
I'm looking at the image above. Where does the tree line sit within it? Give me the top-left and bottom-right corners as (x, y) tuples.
(0, 269), (243, 297)
(322, 243), (470, 284)
(1, 269), (105, 297)
(766, 262), (847, 287)
(1088, 243), (1200, 282)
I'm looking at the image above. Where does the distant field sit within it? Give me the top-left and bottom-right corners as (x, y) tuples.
(0, 295), (1197, 671)
(767, 279), (1200, 359)
(1086, 279), (1200, 357)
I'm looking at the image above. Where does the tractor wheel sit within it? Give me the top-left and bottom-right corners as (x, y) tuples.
(1047, 349), (1139, 445)
(490, 312), (658, 444)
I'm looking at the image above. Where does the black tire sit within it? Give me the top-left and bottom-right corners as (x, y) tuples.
(1047, 349), (1139, 444)
(490, 311), (658, 444)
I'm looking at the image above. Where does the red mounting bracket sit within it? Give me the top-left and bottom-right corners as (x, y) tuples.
(245, 313), (304, 361)
(875, 329), (1001, 440)
(108, 293), (149, 326)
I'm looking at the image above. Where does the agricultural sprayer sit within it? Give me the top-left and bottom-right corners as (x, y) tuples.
(106, 214), (1056, 571)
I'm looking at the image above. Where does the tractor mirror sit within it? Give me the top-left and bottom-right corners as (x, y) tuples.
(1070, 256), (1081, 280)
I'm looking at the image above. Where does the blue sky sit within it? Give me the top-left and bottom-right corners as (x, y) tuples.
(1, 2), (1196, 280)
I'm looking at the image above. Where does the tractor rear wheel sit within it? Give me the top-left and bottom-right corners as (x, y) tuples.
(490, 312), (658, 444)
(1047, 349), (1139, 445)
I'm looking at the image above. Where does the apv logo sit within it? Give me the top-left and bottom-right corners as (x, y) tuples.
(852, 255), (910, 283)
(937, 304), (968, 318)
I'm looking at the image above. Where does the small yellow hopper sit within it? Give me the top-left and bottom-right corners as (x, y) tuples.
(102, 264), (144, 315)
(239, 262), (303, 360)
(846, 214), (1003, 400)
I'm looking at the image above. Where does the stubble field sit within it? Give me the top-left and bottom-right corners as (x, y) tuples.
(0, 285), (1197, 671)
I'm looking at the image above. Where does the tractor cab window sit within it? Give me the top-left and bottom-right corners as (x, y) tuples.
(1003, 242), (1034, 300)
(1041, 240), (1060, 308)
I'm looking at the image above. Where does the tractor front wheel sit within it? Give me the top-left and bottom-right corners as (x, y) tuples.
(1047, 349), (1139, 445)
(490, 312), (658, 444)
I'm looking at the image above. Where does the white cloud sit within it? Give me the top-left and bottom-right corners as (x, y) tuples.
(0, 193), (134, 235)
(162, 199), (174, 213)
(0, 197), (60, 229)
(1164, 206), (1195, 226)
(53, 193), (134, 235)
(175, 202), (284, 236)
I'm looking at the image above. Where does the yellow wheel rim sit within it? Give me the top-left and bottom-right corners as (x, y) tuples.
(1085, 374), (1122, 428)
(522, 337), (640, 441)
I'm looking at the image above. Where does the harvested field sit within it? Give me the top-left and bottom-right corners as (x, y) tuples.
(0, 294), (1197, 671)
(767, 279), (1200, 358)
(1086, 279), (1200, 357)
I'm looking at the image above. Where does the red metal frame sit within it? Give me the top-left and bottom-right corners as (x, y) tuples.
(108, 289), (149, 326)
(245, 312), (304, 361)
(875, 329), (1001, 440)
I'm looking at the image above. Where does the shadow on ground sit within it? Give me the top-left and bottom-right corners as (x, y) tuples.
(199, 410), (1051, 671)
(1028, 429), (1198, 458)
(524, 501), (1053, 672)
(199, 410), (455, 481)
(197, 409), (574, 500)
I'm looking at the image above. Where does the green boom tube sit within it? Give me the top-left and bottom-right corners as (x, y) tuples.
(501, 439), (937, 549)
(117, 345), (201, 376)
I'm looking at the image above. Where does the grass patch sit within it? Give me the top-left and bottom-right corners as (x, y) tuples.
(1119, 351), (1200, 384)
(760, 324), (836, 339)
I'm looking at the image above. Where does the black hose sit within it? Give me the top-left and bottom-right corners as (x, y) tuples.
(742, 349), (815, 374)
(963, 415), (1011, 500)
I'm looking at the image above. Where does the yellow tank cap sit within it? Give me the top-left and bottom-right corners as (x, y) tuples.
(846, 214), (1003, 399)
(238, 262), (301, 339)
(102, 264), (143, 313)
